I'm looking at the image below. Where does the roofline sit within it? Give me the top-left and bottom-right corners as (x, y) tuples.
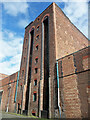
(55, 3), (89, 40)
(25, 2), (54, 29)
(56, 46), (90, 61)
(0, 71), (19, 81)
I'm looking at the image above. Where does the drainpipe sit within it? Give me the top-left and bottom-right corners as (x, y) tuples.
(6, 85), (11, 112)
(14, 71), (19, 113)
(14, 71), (19, 102)
(56, 61), (61, 118)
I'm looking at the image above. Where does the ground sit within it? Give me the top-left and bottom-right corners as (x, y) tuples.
(0, 112), (48, 120)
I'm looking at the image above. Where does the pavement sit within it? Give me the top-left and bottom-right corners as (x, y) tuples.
(0, 112), (39, 120)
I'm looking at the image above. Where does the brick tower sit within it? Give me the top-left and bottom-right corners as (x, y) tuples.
(16, 2), (89, 118)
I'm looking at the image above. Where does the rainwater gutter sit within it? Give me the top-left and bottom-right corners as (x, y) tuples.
(14, 71), (19, 113)
(14, 71), (19, 102)
(56, 61), (61, 118)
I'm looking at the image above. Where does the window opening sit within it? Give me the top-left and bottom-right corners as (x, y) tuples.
(35, 45), (38, 50)
(26, 39), (27, 43)
(33, 93), (37, 101)
(24, 57), (25, 62)
(34, 79), (37, 86)
(35, 68), (38, 74)
(25, 29), (34, 111)
(36, 35), (39, 40)
(37, 26), (39, 31)
(22, 70), (24, 78)
(35, 57), (38, 63)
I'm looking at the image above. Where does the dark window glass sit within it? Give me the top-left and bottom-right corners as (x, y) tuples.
(37, 26), (39, 31)
(36, 35), (39, 40)
(33, 93), (37, 101)
(35, 45), (38, 50)
(35, 68), (38, 73)
(35, 58), (38, 63)
(34, 80), (37, 86)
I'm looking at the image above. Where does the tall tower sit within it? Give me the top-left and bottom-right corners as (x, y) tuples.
(16, 2), (89, 118)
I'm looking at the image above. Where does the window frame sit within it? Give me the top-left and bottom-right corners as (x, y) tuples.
(34, 79), (37, 86)
(33, 92), (37, 102)
(35, 68), (38, 74)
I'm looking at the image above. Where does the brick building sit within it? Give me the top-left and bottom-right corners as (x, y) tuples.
(56, 47), (90, 118)
(0, 72), (19, 113)
(16, 2), (89, 118)
(0, 2), (89, 119)
(0, 73), (8, 80)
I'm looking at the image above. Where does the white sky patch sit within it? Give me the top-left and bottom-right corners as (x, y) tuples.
(3, 1), (29, 16)
(0, 30), (23, 75)
(18, 19), (30, 28)
(61, 2), (88, 38)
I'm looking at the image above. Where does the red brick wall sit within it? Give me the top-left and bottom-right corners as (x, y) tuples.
(0, 73), (8, 80)
(16, 2), (89, 118)
(57, 47), (89, 118)
(55, 4), (89, 59)
(0, 72), (18, 112)
(17, 3), (56, 118)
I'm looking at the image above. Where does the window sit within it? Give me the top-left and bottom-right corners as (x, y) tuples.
(20, 85), (22, 91)
(32, 111), (36, 116)
(37, 26), (39, 31)
(36, 35), (39, 40)
(26, 39), (27, 43)
(35, 68), (38, 74)
(35, 57), (38, 64)
(33, 92), (37, 101)
(35, 45), (38, 50)
(37, 17), (40, 21)
(22, 70), (24, 78)
(32, 112), (36, 116)
(34, 79), (37, 86)
(25, 48), (26, 53)
(24, 57), (25, 62)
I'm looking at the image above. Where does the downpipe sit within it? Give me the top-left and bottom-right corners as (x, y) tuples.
(56, 61), (61, 118)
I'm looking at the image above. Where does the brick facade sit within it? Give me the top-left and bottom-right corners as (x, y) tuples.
(0, 2), (89, 119)
(57, 47), (89, 118)
(0, 73), (8, 80)
(16, 2), (89, 118)
(0, 72), (18, 113)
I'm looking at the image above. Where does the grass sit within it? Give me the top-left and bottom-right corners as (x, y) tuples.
(2, 111), (37, 118)
(2, 111), (49, 119)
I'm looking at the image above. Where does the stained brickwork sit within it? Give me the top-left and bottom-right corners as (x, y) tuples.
(55, 4), (89, 59)
(0, 73), (8, 80)
(0, 72), (18, 113)
(16, 2), (89, 119)
(0, 2), (89, 119)
(57, 47), (89, 118)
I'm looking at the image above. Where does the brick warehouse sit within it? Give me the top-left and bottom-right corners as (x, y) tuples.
(0, 2), (90, 119)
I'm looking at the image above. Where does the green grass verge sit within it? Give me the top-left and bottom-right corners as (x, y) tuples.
(2, 111), (50, 119)
(2, 111), (37, 118)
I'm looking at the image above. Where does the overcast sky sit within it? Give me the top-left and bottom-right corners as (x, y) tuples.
(0, 0), (89, 75)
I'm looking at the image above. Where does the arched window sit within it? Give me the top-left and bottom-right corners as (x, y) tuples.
(35, 57), (38, 64)
(35, 68), (38, 74)
(35, 45), (38, 50)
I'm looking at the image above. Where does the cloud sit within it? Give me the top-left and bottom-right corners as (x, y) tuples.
(0, 29), (23, 75)
(18, 19), (30, 28)
(0, 54), (21, 75)
(2, 1), (29, 16)
(59, 1), (88, 38)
